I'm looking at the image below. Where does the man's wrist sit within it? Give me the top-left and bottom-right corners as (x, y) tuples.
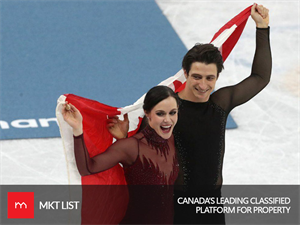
(121, 133), (128, 139)
(256, 23), (268, 29)
(256, 26), (270, 30)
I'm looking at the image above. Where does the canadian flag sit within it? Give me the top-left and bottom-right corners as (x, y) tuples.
(56, 5), (252, 224)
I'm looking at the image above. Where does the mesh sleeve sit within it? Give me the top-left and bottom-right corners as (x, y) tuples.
(73, 134), (139, 176)
(212, 27), (272, 112)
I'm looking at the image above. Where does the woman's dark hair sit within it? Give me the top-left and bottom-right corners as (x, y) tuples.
(143, 86), (179, 113)
(182, 43), (224, 76)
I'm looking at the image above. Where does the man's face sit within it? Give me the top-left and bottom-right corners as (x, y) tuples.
(184, 62), (218, 102)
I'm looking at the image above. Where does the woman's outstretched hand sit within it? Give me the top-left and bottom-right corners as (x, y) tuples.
(107, 114), (129, 140)
(62, 102), (83, 136)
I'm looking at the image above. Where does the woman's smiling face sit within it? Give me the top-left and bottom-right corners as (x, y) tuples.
(145, 96), (178, 139)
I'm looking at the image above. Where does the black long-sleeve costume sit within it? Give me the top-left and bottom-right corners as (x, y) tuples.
(173, 27), (272, 224)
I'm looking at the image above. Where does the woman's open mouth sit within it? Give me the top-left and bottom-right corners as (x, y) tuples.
(160, 125), (172, 133)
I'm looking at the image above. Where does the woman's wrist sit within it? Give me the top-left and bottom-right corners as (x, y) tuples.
(73, 126), (83, 137)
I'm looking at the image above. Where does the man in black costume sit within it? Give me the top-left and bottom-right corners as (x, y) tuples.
(172, 3), (271, 224)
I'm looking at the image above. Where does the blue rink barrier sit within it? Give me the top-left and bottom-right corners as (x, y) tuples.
(0, 0), (237, 140)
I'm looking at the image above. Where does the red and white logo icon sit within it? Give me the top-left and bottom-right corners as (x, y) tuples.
(7, 192), (34, 219)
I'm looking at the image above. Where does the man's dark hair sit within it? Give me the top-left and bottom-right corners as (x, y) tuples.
(143, 86), (179, 113)
(182, 43), (224, 76)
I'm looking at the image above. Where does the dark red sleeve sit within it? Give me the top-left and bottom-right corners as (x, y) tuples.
(73, 134), (139, 176)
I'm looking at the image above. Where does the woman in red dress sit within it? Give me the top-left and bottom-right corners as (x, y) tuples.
(63, 86), (179, 224)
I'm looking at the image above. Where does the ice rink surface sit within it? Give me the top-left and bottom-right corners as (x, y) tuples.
(1, 0), (299, 185)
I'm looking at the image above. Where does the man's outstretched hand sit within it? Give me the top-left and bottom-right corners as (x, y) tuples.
(107, 114), (129, 140)
(251, 3), (269, 28)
